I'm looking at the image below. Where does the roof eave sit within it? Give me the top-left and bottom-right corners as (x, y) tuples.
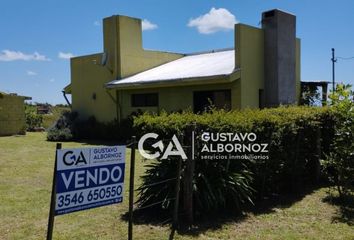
(106, 71), (240, 90)
(63, 84), (72, 94)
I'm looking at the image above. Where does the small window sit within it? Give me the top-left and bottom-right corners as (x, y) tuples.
(131, 93), (158, 107)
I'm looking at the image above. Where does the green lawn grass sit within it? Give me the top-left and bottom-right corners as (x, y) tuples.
(0, 133), (353, 240)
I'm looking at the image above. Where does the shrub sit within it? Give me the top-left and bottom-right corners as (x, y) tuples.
(47, 111), (76, 141)
(25, 105), (43, 131)
(47, 127), (73, 141)
(136, 155), (255, 217)
(322, 84), (354, 197)
(134, 106), (336, 218)
(72, 115), (135, 142)
(47, 110), (136, 142)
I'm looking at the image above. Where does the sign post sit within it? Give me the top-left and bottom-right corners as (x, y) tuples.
(46, 144), (126, 239)
(47, 143), (61, 240)
(128, 136), (136, 240)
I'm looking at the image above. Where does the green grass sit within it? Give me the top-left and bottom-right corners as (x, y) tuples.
(0, 133), (353, 240)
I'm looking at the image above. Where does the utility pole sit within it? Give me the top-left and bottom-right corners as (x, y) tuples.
(331, 48), (337, 92)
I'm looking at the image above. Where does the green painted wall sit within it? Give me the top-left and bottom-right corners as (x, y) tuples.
(117, 81), (239, 119)
(0, 94), (26, 136)
(235, 24), (264, 109)
(71, 16), (183, 122)
(71, 54), (117, 122)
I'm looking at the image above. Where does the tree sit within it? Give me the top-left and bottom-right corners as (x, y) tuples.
(323, 84), (354, 198)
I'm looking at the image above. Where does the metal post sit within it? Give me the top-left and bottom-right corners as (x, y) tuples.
(173, 158), (182, 228)
(46, 143), (61, 240)
(331, 48), (336, 92)
(128, 136), (136, 240)
(183, 127), (195, 228)
(169, 157), (182, 240)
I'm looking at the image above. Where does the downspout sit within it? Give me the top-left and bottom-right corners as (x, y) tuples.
(62, 91), (72, 108)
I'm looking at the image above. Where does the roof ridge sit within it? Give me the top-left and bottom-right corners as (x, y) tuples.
(186, 48), (234, 56)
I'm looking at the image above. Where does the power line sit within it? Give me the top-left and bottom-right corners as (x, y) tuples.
(337, 56), (354, 60)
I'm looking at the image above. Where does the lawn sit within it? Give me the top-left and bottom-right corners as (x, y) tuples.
(0, 133), (353, 240)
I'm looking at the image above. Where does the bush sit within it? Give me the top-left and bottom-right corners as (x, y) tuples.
(72, 115), (135, 142)
(47, 127), (73, 141)
(47, 111), (136, 142)
(134, 106), (336, 218)
(47, 111), (76, 141)
(322, 84), (354, 198)
(25, 105), (43, 131)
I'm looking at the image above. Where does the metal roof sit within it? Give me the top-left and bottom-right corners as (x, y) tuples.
(63, 84), (72, 94)
(106, 49), (235, 88)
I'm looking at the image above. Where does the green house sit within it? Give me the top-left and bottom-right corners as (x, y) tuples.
(64, 9), (301, 123)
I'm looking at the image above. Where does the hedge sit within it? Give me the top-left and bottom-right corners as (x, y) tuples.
(133, 106), (336, 217)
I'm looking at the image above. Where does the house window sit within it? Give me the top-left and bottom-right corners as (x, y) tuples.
(131, 93), (158, 107)
(193, 90), (231, 113)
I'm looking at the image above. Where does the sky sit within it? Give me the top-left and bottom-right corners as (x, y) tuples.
(0, 0), (353, 104)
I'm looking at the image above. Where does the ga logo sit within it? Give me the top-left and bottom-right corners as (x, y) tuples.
(138, 133), (187, 160)
(62, 151), (88, 166)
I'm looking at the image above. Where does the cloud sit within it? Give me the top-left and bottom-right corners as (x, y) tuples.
(58, 52), (75, 59)
(94, 20), (101, 26)
(49, 78), (55, 82)
(0, 50), (50, 61)
(188, 8), (238, 34)
(142, 19), (158, 31)
(27, 70), (37, 76)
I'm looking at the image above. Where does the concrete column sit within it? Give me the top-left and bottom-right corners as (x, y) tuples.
(262, 9), (296, 107)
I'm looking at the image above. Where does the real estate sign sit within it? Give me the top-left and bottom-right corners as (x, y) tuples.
(55, 146), (125, 215)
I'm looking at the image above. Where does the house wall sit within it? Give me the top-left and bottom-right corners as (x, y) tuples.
(71, 54), (117, 122)
(235, 24), (301, 109)
(117, 81), (240, 119)
(235, 24), (265, 109)
(0, 95), (26, 136)
(71, 16), (183, 122)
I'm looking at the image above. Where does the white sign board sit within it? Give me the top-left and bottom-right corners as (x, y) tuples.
(55, 146), (126, 215)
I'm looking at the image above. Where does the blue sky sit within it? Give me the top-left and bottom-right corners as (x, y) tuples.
(0, 0), (353, 104)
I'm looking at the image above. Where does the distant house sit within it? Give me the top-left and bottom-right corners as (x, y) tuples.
(36, 104), (51, 114)
(63, 9), (301, 123)
(0, 92), (31, 136)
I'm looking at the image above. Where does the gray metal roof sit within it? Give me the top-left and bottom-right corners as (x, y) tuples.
(106, 49), (235, 88)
